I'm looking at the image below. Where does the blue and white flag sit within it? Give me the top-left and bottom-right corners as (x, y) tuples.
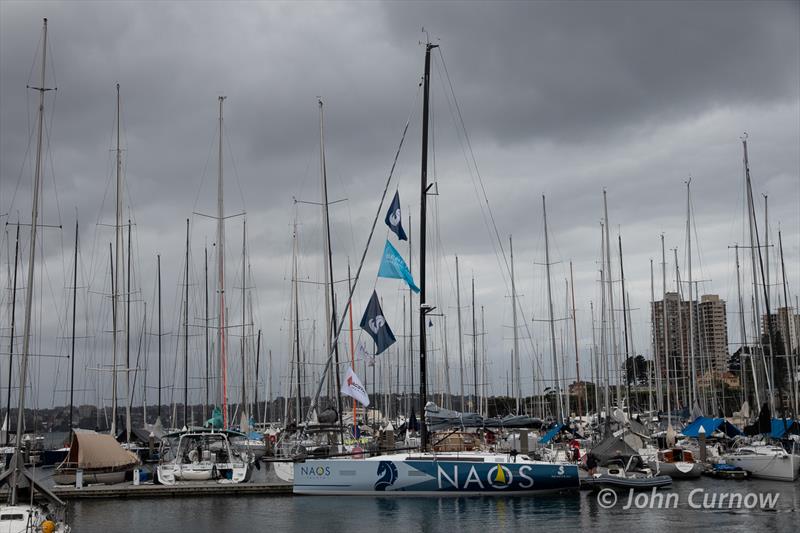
(359, 290), (397, 355)
(378, 240), (420, 293)
(384, 190), (407, 241)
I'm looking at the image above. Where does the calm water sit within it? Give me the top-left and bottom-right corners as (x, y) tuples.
(67, 474), (799, 532)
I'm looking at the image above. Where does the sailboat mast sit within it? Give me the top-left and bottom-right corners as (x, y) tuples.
(69, 219), (78, 431)
(5, 224), (19, 445)
(510, 236), (521, 414)
(418, 41), (437, 449)
(456, 255), (464, 411)
(686, 180), (697, 411)
(618, 235), (631, 410)
(543, 195), (564, 423)
(184, 218), (190, 427)
(241, 220), (247, 424)
(602, 191), (620, 409)
(126, 218), (131, 441)
(292, 219), (302, 422)
(662, 235), (671, 420)
(157, 254), (162, 421)
(317, 99), (344, 438)
(204, 247), (209, 421)
(471, 277), (477, 411)
(217, 95), (228, 428)
(11, 18), (47, 506)
(570, 261), (582, 418)
(111, 82), (122, 436)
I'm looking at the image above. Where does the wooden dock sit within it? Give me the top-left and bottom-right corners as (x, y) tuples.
(2, 482), (293, 500)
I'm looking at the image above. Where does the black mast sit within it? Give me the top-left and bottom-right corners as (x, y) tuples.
(419, 41), (437, 449)
(5, 224), (19, 445)
(69, 219), (79, 431)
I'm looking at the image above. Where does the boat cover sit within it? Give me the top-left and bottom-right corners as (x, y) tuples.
(681, 416), (742, 438)
(59, 430), (140, 469)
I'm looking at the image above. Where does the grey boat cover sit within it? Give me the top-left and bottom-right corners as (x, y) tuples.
(589, 435), (641, 467)
(424, 403), (543, 431)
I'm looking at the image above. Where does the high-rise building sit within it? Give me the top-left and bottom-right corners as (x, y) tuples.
(697, 294), (728, 372)
(652, 293), (729, 378)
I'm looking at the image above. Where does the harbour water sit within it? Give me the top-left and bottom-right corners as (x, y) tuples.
(67, 475), (799, 531)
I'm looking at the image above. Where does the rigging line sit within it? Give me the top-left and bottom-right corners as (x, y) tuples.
(436, 48), (510, 286)
(190, 118), (219, 214)
(301, 87), (419, 431)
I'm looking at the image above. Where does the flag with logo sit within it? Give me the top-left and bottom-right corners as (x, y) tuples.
(341, 367), (370, 407)
(384, 190), (407, 241)
(378, 240), (420, 293)
(356, 340), (375, 367)
(359, 290), (396, 354)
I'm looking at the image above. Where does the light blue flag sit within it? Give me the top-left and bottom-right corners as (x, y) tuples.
(378, 240), (420, 293)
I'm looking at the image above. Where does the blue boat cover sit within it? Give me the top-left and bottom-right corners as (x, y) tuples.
(770, 418), (800, 439)
(538, 423), (566, 444)
(681, 416), (742, 438)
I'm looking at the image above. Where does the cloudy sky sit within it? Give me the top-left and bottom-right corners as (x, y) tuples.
(1, 1), (798, 416)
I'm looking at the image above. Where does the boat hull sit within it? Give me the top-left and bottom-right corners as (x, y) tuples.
(293, 458), (579, 495)
(647, 460), (704, 479)
(721, 453), (800, 482)
(52, 469), (127, 486)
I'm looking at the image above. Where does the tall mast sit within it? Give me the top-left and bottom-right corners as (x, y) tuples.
(317, 99), (343, 438)
(184, 218), (189, 427)
(543, 195), (564, 423)
(674, 248), (685, 409)
(510, 236), (521, 414)
(602, 191), (620, 408)
(111, 82), (122, 436)
(125, 218), (131, 442)
(11, 18), (48, 505)
(204, 247), (209, 421)
(240, 220), (248, 428)
(348, 262), (356, 430)
(69, 219), (78, 431)
(157, 254), (162, 422)
(662, 235), (671, 421)
(292, 218), (301, 422)
(255, 330), (261, 424)
(743, 136), (770, 410)
(456, 255), (464, 410)
(419, 41), (437, 449)
(618, 235), (631, 410)
(481, 305), (486, 416)
(471, 276), (477, 411)
(570, 261), (582, 418)
(650, 258), (662, 411)
(686, 180), (697, 411)
(217, 95), (228, 428)
(5, 225), (19, 445)
(589, 301), (599, 415)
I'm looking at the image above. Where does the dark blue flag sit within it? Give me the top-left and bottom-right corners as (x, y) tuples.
(384, 190), (407, 241)
(359, 290), (397, 355)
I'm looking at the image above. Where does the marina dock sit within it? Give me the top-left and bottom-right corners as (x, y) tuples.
(2, 482), (292, 500)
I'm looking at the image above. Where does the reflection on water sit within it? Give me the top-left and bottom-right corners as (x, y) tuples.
(68, 475), (798, 532)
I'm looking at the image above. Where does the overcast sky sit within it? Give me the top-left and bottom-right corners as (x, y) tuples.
(1, 1), (798, 416)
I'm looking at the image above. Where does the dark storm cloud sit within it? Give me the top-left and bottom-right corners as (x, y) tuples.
(0, 1), (797, 407)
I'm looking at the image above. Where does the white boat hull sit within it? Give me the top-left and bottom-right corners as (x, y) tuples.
(293, 454), (579, 495)
(722, 453), (800, 481)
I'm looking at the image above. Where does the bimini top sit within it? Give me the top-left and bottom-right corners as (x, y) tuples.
(58, 430), (140, 470)
(681, 416), (742, 438)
